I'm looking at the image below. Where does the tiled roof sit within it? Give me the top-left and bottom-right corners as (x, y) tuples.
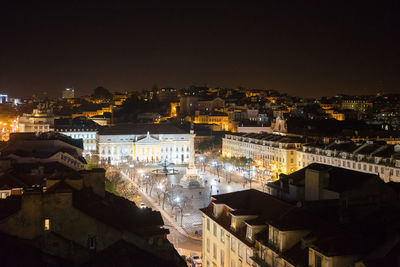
(98, 123), (188, 135)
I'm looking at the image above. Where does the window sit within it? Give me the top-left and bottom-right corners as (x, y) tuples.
(272, 228), (279, 248)
(44, 219), (50, 231)
(246, 226), (252, 241)
(272, 253), (277, 267)
(246, 248), (252, 264)
(207, 218), (210, 231)
(220, 229), (225, 243)
(231, 259), (235, 267)
(221, 250), (225, 267)
(213, 243), (217, 259)
(238, 242), (242, 258)
(88, 236), (96, 250)
(231, 237), (236, 252)
(207, 238), (210, 252)
(207, 261), (210, 267)
(261, 248), (265, 260)
(231, 217), (236, 230)
(315, 254), (322, 267)
(213, 223), (217, 236)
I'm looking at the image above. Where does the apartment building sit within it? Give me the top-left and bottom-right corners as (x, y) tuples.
(202, 185), (400, 267)
(297, 140), (400, 182)
(200, 189), (300, 267)
(222, 133), (304, 179)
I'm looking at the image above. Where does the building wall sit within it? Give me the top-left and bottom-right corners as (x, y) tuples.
(297, 149), (400, 183)
(308, 248), (358, 267)
(98, 133), (191, 165)
(0, 192), (122, 251)
(222, 134), (302, 179)
(202, 213), (253, 267)
(57, 130), (98, 157)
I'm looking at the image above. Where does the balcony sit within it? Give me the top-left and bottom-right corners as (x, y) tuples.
(251, 254), (270, 267)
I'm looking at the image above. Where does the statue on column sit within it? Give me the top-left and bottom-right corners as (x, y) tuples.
(181, 123), (202, 185)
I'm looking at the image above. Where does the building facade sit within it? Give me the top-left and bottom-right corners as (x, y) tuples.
(98, 124), (191, 165)
(296, 140), (400, 183)
(18, 103), (55, 133)
(222, 133), (304, 179)
(62, 87), (75, 99)
(55, 127), (98, 158)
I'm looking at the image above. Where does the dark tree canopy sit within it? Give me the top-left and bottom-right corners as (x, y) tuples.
(92, 86), (113, 101)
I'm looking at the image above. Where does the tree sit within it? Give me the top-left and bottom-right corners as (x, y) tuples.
(197, 140), (213, 153)
(92, 86), (113, 102)
(147, 173), (166, 196)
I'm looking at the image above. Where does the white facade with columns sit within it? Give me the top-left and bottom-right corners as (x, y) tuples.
(98, 124), (191, 165)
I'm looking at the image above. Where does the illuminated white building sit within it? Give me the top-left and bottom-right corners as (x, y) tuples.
(55, 127), (98, 158)
(297, 140), (400, 182)
(18, 103), (54, 133)
(98, 124), (191, 165)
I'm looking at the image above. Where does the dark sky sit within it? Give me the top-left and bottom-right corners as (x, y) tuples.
(0, 0), (399, 98)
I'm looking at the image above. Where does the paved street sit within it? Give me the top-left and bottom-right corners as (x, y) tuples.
(117, 163), (266, 257)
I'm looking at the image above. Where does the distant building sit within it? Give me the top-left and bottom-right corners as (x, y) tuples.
(55, 127), (98, 159)
(72, 105), (113, 119)
(180, 96), (225, 116)
(266, 163), (399, 202)
(18, 103), (55, 133)
(0, 94), (8, 104)
(62, 87), (75, 99)
(297, 140), (400, 182)
(98, 124), (191, 165)
(0, 132), (86, 171)
(193, 111), (234, 131)
(222, 132), (304, 179)
(341, 99), (372, 113)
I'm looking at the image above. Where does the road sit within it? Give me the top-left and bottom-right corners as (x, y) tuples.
(139, 188), (202, 253)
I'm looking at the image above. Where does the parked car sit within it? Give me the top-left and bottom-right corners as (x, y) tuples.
(189, 253), (202, 266)
(140, 202), (146, 208)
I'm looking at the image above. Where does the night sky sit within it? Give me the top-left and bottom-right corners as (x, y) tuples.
(0, 0), (399, 98)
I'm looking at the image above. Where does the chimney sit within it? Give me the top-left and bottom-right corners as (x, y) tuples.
(81, 168), (106, 198)
(305, 168), (329, 201)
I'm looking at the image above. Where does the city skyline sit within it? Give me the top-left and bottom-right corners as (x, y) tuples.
(1, 1), (399, 98)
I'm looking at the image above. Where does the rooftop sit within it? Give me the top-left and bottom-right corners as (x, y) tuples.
(98, 123), (188, 135)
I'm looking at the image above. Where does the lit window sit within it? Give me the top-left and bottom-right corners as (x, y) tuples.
(238, 242), (242, 258)
(213, 243), (217, 259)
(246, 248), (252, 264)
(213, 223), (217, 236)
(231, 237), (236, 252)
(44, 219), (50, 231)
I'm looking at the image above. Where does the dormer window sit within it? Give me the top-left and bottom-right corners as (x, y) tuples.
(231, 217), (237, 231)
(246, 226), (253, 241)
(44, 219), (50, 231)
(213, 204), (218, 217)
